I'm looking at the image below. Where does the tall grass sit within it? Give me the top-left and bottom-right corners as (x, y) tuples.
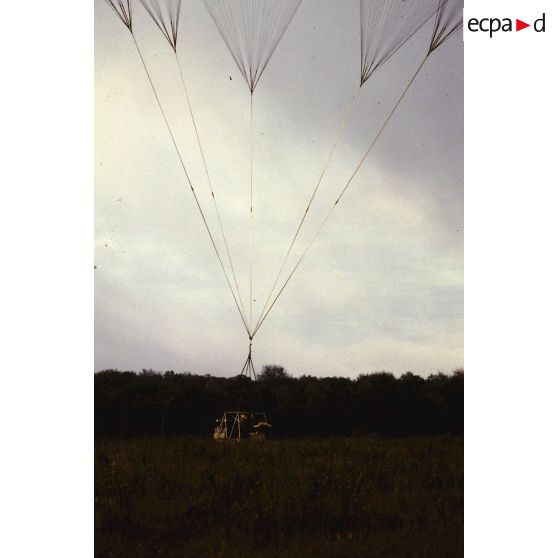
(95, 436), (463, 557)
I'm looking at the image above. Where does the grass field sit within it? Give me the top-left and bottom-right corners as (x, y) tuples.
(95, 436), (463, 557)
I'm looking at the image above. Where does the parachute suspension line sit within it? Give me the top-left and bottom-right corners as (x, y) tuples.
(252, 55), (430, 338)
(254, 84), (363, 332)
(240, 338), (256, 379)
(254, 0), (454, 332)
(203, 0), (303, 93)
(131, 34), (251, 337)
(104, 0), (133, 30)
(429, 0), (464, 54)
(360, 0), (442, 86)
(249, 92), (254, 333)
(174, 51), (249, 325)
(327, 56), (429, 223)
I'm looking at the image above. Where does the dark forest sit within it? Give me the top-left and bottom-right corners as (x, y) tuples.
(95, 367), (463, 438)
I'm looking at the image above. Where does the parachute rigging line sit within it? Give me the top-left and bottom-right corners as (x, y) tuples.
(254, 85), (363, 330)
(253, 1), (463, 336)
(253, 57), (428, 337)
(203, 0), (303, 339)
(249, 93), (254, 331)
(174, 52), (249, 324)
(203, 0), (303, 93)
(136, 0), (249, 327)
(256, 0), (444, 328)
(104, 0), (133, 31)
(104, 1), (251, 336)
(429, 0), (463, 54)
(360, 0), (440, 86)
(132, 36), (251, 336)
(239, 339), (257, 379)
(139, 0), (182, 51)
(137, 0), (250, 324)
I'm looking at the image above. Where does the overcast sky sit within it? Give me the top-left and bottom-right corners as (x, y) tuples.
(95, 0), (463, 378)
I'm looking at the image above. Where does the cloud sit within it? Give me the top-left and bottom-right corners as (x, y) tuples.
(95, 0), (463, 377)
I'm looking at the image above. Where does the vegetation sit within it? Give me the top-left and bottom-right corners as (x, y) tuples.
(95, 436), (463, 558)
(95, 369), (463, 556)
(95, 368), (463, 438)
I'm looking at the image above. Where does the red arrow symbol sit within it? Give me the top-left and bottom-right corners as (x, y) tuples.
(516, 19), (530, 31)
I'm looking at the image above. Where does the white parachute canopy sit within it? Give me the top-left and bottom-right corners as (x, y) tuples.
(360, 0), (440, 85)
(104, 0), (133, 32)
(203, 0), (303, 93)
(139, 0), (183, 51)
(429, 0), (463, 53)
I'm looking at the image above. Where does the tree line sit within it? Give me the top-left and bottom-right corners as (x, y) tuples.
(95, 366), (463, 438)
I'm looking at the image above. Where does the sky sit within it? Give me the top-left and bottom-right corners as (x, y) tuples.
(94, 0), (463, 378)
